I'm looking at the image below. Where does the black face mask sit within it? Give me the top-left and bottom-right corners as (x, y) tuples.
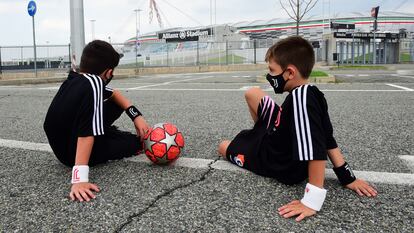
(104, 70), (113, 86)
(266, 69), (287, 94)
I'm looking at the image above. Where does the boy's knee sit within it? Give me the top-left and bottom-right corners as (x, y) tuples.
(244, 87), (263, 101)
(218, 140), (230, 156)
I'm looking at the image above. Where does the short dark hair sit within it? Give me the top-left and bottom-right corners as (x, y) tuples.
(80, 40), (120, 75)
(265, 36), (315, 78)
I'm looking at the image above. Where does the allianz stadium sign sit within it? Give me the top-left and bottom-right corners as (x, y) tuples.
(158, 29), (212, 42)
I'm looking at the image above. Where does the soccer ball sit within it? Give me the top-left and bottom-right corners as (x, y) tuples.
(143, 123), (185, 165)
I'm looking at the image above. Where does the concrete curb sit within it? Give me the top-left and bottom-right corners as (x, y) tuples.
(0, 76), (67, 86)
(396, 70), (414, 75)
(0, 74), (133, 86)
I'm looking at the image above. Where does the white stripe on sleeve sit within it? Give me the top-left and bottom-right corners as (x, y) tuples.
(293, 85), (313, 161)
(83, 74), (104, 136)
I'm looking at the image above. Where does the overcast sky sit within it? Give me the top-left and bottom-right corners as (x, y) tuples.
(0, 0), (413, 46)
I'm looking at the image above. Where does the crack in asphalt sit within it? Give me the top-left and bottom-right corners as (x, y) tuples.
(0, 94), (11, 100)
(114, 157), (221, 233)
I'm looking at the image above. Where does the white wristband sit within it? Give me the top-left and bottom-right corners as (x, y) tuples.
(71, 165), (89, 184)
(300, 183), (327, 211)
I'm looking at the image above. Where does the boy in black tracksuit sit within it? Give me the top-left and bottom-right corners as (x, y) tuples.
(44, 40), (149, 202)
(218, 36), (377, 221)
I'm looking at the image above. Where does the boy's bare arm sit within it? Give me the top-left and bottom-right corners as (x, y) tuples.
(75, 136), (94, 165)
(308, 160), (326, 188)
(110, 90), (132, 110)
(327, 147), (377, 197)
(327, 147), (345, 168)
(70, 136), (100, 202)
(110, 90), (149, 140)
(278, 160), (326, 222)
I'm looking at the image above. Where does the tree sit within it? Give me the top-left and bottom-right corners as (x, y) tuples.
(279, 0), (319, 36)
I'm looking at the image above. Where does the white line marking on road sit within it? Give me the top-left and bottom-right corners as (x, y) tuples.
(399, 155), (414, 171)
(358, 74), (370, 77)
(0, 85), (411, 93)
(390, 74), (414, 79)
(386, 84), (414, 91)
(232, 76), (240, 78)
(397, 75), (414, 79)
(0, 139), (52, 152)
(242, 75), (251, 78)
(38, 87), (59, 90)
(240, 86), (259, 90)
(122, 88), (410, 92)
(2, 138), (413, 185)
(128, 76), (215, 90)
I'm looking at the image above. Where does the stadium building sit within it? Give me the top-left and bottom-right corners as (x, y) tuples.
(121, 11), (414, 65)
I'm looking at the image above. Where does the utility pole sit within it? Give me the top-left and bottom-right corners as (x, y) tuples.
(70, 0), (86, 69)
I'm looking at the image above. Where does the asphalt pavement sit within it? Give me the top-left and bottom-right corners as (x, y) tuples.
(0, 70), (413, 232)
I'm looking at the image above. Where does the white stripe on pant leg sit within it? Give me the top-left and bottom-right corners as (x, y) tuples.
(267, 100), (275, 129)
(261, 96), (270, 119)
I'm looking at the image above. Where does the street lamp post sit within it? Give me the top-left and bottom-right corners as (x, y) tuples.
(90, 19), (96, 41)
(134, 9), (142, 69)
(46, 41), (50, 68)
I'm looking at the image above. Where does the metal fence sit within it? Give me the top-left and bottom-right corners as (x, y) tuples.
(399, 39), (414, 63)
(0, 39), (277, 72)
(334, 39), (414, 65)
(113, 39), (276, 68)
(2, 38), (409, 73)
(0, 44), (71, 72)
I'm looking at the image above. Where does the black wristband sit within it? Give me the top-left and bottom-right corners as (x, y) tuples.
(333, 162), (356, 186)
(125, 105), (142, 121)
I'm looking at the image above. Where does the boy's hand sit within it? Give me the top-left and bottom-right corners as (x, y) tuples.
(345, 178), (378, 197)
(70, 182), (100, 202)
(134, 116), (150, 141)
(278, 200), (316, 222)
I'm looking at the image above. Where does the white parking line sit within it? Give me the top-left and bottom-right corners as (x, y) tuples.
(239, 86), (259, 90)
(399, 155), (414, 172)
(386, 84), (414, 91)
(121, 88), (410, 92)
(1, 138), (413, 185)
(127, 76), (215, 90)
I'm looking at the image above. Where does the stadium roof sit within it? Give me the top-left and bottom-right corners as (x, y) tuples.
(230, 11), (414, 28)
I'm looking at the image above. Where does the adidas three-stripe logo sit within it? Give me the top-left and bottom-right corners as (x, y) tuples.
(292, 85), (313, 161)
(83, 74), (104, 136)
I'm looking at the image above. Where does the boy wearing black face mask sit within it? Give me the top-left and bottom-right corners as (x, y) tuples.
(44, 40), (150, 202)
(218, 36), (377, 221)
